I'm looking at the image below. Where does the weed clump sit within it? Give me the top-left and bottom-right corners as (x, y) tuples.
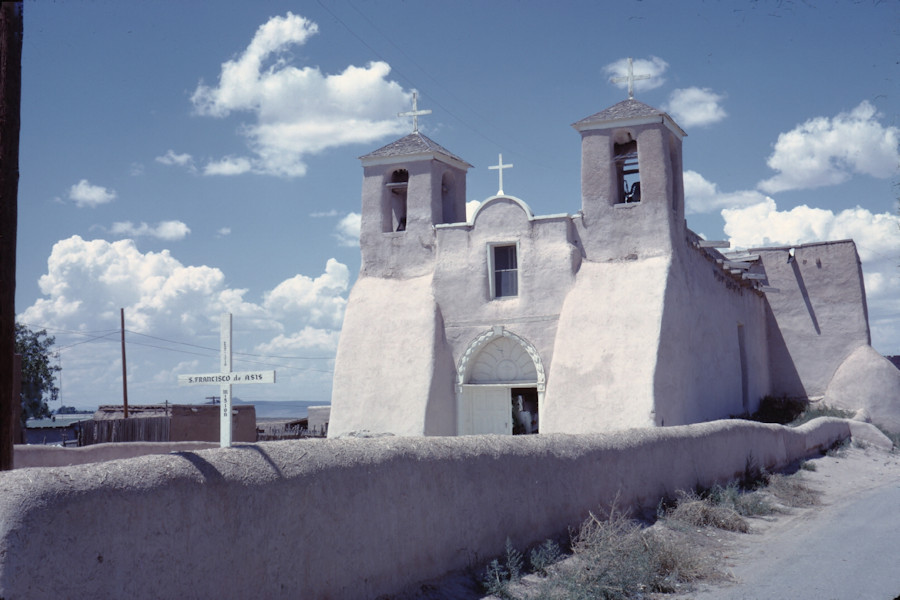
(766, 474), (820, 507)
(481, 538), (524, 598)
(528, 539), (562, 575)
(558, 508), (706, 598)
(663, 490), (749, 532)
(790, 404), (855, 427)
(478, 468), (821, 599)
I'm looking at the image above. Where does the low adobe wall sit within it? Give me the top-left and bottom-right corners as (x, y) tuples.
(0, 419), (849, 599)
(13, 441), (218, 469)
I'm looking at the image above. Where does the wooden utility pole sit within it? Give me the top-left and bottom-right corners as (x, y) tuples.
(120, 308), (128, 418)
(0, 2), (23, 471)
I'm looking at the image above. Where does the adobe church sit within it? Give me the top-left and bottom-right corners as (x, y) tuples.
(329, 87), (900, 437)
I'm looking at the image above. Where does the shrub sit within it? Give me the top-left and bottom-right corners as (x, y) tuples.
(558, 508), (688, 599)
(752, 395), (808, 424)
(790, 404), (855, 427)
(481, 538), (523, 598)
(529, 539), (562, 576)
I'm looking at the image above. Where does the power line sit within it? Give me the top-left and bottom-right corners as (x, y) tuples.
(125, 329), (334, 360)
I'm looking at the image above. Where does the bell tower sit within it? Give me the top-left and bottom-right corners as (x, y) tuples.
(358, 93), (471, 278)
(572, 98), (687, 260)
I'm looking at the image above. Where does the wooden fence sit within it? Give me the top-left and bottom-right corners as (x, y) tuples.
(80, 417), (170, 445)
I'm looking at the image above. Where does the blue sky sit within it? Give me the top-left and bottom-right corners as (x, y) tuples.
(16, 0), (900, 411)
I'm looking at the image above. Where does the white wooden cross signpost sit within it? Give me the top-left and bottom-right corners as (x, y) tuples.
(178, 314), (275, 448)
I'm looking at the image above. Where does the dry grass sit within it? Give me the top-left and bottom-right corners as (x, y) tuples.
(766, 473), (820, 507)
(663, 490), (749, 533)
(479, 470), (822, 599)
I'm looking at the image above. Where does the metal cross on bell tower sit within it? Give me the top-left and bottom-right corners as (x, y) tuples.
(611, 57), (651, 100)
(398, 90), (432, 133)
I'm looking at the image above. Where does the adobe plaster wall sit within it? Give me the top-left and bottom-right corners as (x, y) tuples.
(542, 257), (670, 433)
(825, 344), (900, 433)
(0, 419), (850, 600)
(329, 274), (456, 436)
(757, 241), (870, 397)
(653, 243), (771, 426)
(14, 441), (217, 469)
(577, 123), (682, 261)
(435, 197), (579, 393)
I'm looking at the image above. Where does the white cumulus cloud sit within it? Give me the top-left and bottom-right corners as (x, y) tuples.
(191, 12), (409, 178)
(18, 236), (352, 406)
(263, 258), (349, 328)
(203, 156), (253, 176)
(683, 170), (769, 214)
(723, 198), (900, 260)
(256, 327), (341, 354)
(334, 213), (361, 247)
(466, 200), (481, 221)
(664, 87), (727, 128)
(604, 56), (668, 96)
(758, 101), (900, 194)
(109, 220), (191, 241)
(155, 150), (196, 171)
(68, 179), (116, 208)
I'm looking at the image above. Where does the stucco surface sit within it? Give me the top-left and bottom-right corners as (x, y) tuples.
(14, 441), (218, 468)
(654, 243), (771, 425)
(0, 419), (849, 599)
(329, 274), (455, 436)
(757, 242), (870, 397)
(543, 257), (669, 433)
(825, 344), (900, 433)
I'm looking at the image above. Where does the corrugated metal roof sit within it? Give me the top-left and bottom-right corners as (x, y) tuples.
(359, 132), (472, 167)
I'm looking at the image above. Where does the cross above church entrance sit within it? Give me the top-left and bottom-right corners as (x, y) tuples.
(398, 90), (431, 134)
(611, 57), (651, 100)
(489, 153), (513, 196)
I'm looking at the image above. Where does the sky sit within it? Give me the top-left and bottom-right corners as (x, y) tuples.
(16, 0), (900, 412)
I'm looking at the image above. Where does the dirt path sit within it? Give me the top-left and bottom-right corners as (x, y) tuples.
(674, 446), (900, 600)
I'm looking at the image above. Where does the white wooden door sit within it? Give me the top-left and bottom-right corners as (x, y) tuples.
(459, 386), (511, 435)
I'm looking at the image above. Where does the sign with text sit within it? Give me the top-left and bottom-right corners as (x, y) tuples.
(178, 371), (276, 386)
(176, 314), (276, 448)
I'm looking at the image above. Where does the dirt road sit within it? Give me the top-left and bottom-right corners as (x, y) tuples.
(680, 446), (900, 600)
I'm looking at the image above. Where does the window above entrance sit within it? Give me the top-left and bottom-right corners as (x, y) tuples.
(489, 243), (518, 299)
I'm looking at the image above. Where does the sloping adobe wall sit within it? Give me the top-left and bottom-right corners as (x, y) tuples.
(543, 257), (670, 433)
(0, 419), (848, 599)
(757, 241), (870, 397)
(330, 274), (456, 436)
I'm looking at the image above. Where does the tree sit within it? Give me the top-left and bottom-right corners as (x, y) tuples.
(15, 323), (60, 424)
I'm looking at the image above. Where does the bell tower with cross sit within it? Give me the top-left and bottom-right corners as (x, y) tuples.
(357, 91), (472, 278)
(571, 59), (687, 261)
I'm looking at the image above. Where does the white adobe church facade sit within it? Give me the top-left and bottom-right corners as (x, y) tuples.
(329, 90), (900, 437)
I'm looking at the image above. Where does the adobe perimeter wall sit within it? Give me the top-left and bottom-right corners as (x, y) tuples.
(13, 441), (218, 469)
(0, 419), (849, 599)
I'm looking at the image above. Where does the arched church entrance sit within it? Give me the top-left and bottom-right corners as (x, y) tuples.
(456, 326), (545, 436)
